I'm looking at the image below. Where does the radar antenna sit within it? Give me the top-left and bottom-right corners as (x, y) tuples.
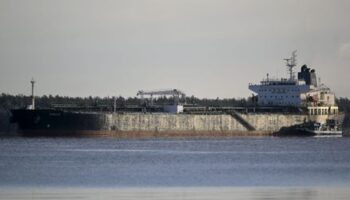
(284, 50), (297, 81)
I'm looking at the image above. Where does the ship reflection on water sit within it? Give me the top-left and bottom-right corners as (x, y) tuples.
(1, 137), (350, 199)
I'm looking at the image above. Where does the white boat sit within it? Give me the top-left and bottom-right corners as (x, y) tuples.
(295, 120), (342, 136)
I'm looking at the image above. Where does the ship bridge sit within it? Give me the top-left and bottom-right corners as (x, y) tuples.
(249, 51), (319, 107)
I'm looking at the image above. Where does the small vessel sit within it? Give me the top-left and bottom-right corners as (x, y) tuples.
(299, 119), (342, 135)
(278, 119), (342, 136)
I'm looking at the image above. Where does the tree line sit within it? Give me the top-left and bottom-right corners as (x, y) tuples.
(0, 93), (253, 110)
(0, 93), (349, 112)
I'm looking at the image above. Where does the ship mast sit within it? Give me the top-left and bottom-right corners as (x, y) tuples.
(30, 78), (36, 110)
(284, 50), (297, 81)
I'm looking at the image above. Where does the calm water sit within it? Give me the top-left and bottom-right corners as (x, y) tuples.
(0, 136), (350, 199)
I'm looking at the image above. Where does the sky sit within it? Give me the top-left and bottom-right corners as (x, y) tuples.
(0, 0), (349, 98)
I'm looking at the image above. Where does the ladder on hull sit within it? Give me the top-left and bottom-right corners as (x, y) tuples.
(227, 111), (256, 131)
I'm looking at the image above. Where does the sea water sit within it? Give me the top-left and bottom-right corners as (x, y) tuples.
(0, 137), (350, 199)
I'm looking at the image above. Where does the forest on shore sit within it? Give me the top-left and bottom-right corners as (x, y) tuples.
(0, 93), (349, 111)
(0, 93), (257, 111)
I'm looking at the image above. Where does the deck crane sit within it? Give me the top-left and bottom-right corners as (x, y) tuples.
(136, 89), (186, 105)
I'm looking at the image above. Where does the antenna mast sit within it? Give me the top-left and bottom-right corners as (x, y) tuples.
(284, 50), (297, 81)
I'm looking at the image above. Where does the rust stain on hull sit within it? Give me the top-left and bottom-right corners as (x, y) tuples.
(18, 130), (274, 138)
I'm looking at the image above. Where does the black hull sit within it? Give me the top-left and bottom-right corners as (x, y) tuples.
(275, 127), (316, 137)
(11, 109), (106, 132)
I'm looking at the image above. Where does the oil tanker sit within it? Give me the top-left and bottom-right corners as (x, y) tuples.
(10, 52), (344, 137)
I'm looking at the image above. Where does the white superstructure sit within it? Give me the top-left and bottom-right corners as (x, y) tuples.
(249, 51), (336, 109)
(249, 78), (311, 107)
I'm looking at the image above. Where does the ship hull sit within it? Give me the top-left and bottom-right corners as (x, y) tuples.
(11, 109), (106, 131)
(10, 109), (323, 138)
